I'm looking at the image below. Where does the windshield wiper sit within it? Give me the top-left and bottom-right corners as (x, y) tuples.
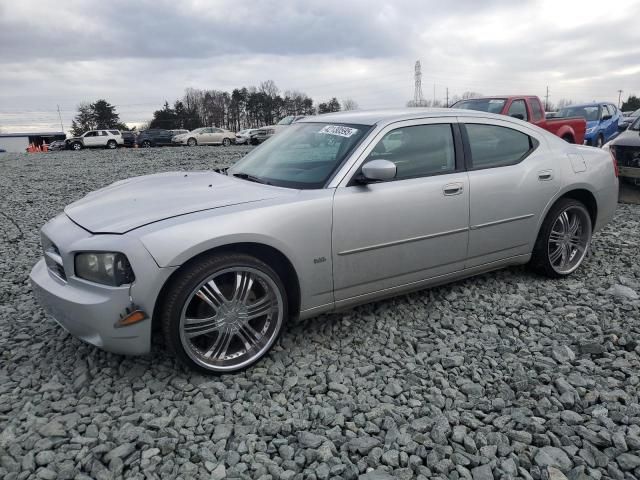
(231, 172), (269, 185)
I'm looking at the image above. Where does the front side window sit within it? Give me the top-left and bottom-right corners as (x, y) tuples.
(466, 124), (536, 169)
(228, 122), (370, 189)
(84, 131), (96, 137)
(277, 116), (295, 125)
(365, 124), (456, 180)
(109, 130), (120, 135)
(507, 100), (528, 121)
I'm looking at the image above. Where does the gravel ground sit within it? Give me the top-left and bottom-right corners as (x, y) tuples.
(1, 147), (640, 480)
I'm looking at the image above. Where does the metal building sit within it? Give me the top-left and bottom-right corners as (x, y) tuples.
(0, 132), (66, 153)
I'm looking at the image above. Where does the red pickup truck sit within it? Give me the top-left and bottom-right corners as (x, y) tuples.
(452, 96), (586, 144)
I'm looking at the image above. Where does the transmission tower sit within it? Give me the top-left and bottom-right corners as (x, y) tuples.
(412, 60), (427, 107)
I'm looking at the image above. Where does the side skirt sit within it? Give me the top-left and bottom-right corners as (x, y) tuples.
(297, 253), (531, 320)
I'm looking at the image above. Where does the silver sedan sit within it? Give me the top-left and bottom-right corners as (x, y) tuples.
(30, 109), (618, 373)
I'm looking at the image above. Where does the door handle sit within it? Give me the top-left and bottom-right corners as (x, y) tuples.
(538, 170), (553, 181)
(443, 183), (463, 196)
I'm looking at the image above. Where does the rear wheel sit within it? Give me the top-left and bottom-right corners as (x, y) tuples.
(160, 253), (288, 374)
(106, 140), (117, 149)
(187, 137), (197, 147)
(222, 138), (231, 147)
(530, 198), (592, 277)
(141, 140), (152, 148)
(562, 134), (574, 143)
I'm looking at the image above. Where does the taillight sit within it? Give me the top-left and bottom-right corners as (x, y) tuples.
(609, 147), (619, 177)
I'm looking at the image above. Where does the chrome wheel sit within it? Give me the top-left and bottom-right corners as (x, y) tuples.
(222, 138), (231, 146)
(179, 267), (283, 372)
(547, 206), (591, 275)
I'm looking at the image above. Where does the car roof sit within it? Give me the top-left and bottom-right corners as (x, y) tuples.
(563, 102), (605, 108)
(296, 108), (512, 127)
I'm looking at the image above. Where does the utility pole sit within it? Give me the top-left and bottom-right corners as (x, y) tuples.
(412, 60), (426, 107)
(57, 105), (64, 132)
(433, 84), (436, 106)
(618, 90), (623, 108)
(446, 87), (449, 107)
(545, 86), (550, 111)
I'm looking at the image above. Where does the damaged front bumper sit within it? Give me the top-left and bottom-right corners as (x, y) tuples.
(29, 213), (177, 355)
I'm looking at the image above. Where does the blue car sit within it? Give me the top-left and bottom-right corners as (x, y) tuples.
(556, 102), (621, 147)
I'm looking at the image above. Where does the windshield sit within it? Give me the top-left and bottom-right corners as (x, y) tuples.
(557, 106), (600, 121)
(228, 122), (370, 189)
(453, 98), (506, 114)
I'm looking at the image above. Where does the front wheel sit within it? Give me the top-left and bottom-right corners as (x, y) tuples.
(72, 142), (82, 150)
(187, 137), (197, 147)
(529, 198), (592, 277)
(160, 253), (288, 374)
(222, 138), (231, 147)
(595, 134), (604, 148)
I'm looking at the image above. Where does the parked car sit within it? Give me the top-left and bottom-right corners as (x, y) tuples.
(620, 108), (640, 128)
(556, 102), (621, 147)
(173, 127), (235, 147)
(452, 96), (586, 144)
(0, 148), (5, 153)
(170, 129), (189, 137)
(254, 115), (306, 143)
(137, 129), (175, 148)
(235, 128), (260, 145)
(603, 116), (640, 183)
(66, 130), (124, 150)
(121, 131), (137, 148)
(30, 109), (618, 373)
(48, 140), (66, 151)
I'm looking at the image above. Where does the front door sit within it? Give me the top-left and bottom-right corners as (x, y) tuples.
(83, 131), (100, 147)
(461, 117), (561, 267)
(332, 120), (469, 301)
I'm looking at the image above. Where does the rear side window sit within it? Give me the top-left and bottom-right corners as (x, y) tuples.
(507, 100), (528, 121)
(109, 130), (120, 135)
(465, 124), (537, 169)
(366, 124), (456, 180)
(530, 99), (544, 121)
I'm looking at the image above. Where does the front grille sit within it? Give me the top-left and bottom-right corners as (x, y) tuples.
(42, 236), (66, 281)
(615, 146), (640, 168)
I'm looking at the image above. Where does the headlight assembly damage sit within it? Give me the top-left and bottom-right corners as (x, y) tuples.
(74, 252), (135, 286)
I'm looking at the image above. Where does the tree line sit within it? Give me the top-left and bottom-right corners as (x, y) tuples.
(69, 81), (357, 135)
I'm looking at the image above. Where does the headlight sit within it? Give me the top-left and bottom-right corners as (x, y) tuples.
(75, 252), (135, 286)
(585, 127), (595, 134)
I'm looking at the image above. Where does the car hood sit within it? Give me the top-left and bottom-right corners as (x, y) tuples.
(64, 171), (294, 234)
(610, 129), (640, 147)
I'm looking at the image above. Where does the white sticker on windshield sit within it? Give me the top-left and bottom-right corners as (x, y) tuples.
(489, 99), (503, 104)
(318, 125), (358, 137)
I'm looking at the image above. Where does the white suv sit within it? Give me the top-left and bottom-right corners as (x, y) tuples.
(66, 130), (124, 150)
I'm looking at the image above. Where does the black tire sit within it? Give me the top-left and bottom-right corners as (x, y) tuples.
(72, 142), (82, 151)
(562, 134), (574, 144)
(106, 140), (117, 149)
(529, 198), (592, 278)
(595, 134), (604, 148)
(159, 252), (289, 374)
(187, 137), (197, 147)
(222, 138), (231, 147)
(141, 140), (152, 148)
(250, 138), (259, 145)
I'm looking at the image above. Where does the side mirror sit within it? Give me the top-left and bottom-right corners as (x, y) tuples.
(510, 113), (525, 120)
(601, 114), (612, 121)
(618, 123), (628, 131)
(358, 159), (397, 183)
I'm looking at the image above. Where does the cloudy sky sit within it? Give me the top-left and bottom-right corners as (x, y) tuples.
(1, 0), (639, 132)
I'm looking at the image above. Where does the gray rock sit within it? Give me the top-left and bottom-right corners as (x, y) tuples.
(552, 346), (576, 363)
(348, 436), (381, 455)
(471, 464), (493, 480)
(534, 446), (573, 472)
(607, 284), (639, 300)
(298, 431), (324, 449)
(616, 453), (640, 471)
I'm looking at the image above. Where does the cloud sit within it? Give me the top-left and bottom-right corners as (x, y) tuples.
(1, 0), (639, 132)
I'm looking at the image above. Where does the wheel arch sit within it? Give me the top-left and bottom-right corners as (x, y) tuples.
(536, 186), (598, 242)
(152, 242), (301, 332)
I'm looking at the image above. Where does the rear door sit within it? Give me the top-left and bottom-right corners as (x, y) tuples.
(461, 116), (560, 267)
(211, 128), (224, 144)
(158, 129), (173, 145)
